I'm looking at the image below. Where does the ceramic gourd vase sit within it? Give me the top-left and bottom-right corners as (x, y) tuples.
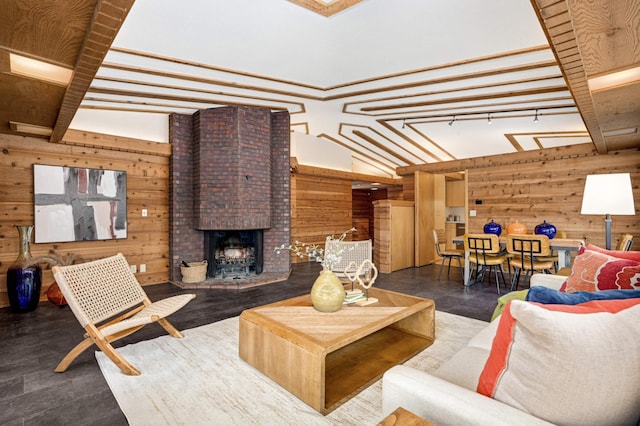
(483, 219), (502, 235)
(7, 225), (42, 313)
(535, 220), (557, 239)
(310, 270), (345, 313)
(506, 221), (527, 235)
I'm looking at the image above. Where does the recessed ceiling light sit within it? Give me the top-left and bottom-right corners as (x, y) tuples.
(588, 66), (640, 92)
(9, 121), (53, 136)
(9, 53), (72, 86)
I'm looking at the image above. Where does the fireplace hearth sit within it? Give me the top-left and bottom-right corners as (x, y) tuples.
(206, 230), (263, 279)
(169, 105), (291, 287)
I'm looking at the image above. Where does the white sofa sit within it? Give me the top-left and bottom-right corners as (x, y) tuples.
(381, 275), (563, 426)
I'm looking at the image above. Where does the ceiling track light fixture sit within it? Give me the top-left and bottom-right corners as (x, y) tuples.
(402, 119), (406, 129)
(430, 106), (558, 125)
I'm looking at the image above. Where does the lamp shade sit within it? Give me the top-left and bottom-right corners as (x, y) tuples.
(580, 173), (635, 215)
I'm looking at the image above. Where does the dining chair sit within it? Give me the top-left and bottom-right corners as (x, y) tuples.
(616, 233), (634, 251)
(506, 234), (554, 291)
(433, 229), (464, 280)
(534, 230), (567, 272)
(52, 253), (196, 376)
(464, 233), (508, 294)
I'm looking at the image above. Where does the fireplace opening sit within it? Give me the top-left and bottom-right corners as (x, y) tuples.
(205, 230), (263, 279)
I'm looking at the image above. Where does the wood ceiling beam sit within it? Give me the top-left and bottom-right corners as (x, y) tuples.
(51, 0), (134, 143)
(287, 0), (364, 17)
(291, 158), (401, 185)
(396, 143), (597, 175)
(531, 0), (640, 154)
(361, 86), (568, 112)
(320, 133), (401, 172)
(352, 130), (416, 166)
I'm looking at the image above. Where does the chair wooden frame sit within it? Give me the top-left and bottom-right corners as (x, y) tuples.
(52, 253), (196, 376)
(433, 229), (463, 280)
(533, 230), (567, 272)
(464, 233), (507, 294)
(506, 234), (554, 291)
(617, 233), (634, 251)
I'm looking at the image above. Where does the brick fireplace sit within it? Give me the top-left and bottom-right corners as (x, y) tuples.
(168, 106), (291, 286)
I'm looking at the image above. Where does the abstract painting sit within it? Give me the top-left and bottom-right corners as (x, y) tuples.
(34, 164), (127, 243)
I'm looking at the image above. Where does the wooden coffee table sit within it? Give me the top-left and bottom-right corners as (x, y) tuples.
(239, 287), (435, 414)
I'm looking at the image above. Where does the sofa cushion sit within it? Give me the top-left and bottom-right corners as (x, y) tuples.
(465, 316), (499, 351)
(491, 289), (528, 320)
(433, 346), (490, 391)
(433, 318), (499, 391)
(383, 365), (553, 426)
(527, 285), (640, 304)
(560, 247), (640, 292)
(477, 299), (640, 426)
(586, 243), (640, 262)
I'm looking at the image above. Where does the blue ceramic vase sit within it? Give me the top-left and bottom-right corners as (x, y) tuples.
(7, 225), (42, 313)
(534, 220), (557, 239)
(483, 219), (502, 236)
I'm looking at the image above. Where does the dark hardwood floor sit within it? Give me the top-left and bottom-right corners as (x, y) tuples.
(0, 262), (502, 425)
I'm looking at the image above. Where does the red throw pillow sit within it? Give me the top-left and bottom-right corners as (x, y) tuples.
(560, 247), (640, 292)
(586, 243), (640, 262)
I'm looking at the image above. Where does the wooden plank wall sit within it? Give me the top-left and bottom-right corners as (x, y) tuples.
(396, 147), (640, 248)
(290, 174), (353, 264)
(352, 189), (372, 241)
(0, 133), (170, 308)
(352, 188), (388, 242)
(466, 151), (640, 247)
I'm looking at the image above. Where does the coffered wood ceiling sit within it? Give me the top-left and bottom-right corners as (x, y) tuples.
(1, 0), (638, 177)
(0, 0), (134, 142)
(532, 0), (640, 154)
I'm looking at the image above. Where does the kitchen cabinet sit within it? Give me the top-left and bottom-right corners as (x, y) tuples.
(445, 180), (465, 207)
(445, 223), (457, 250)
(414, 172), (445, 267)
(373, 200), (415, 273)
(445, 222), (465, 250)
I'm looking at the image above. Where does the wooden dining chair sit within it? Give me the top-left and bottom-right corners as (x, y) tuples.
(464, 233), (508, 294)
(533, 230), (567, 272)
(52, 253), (196, 376)
(506, 234), (554, 291)
(616, 233), (634, 251)
(433, 229), (464, 280)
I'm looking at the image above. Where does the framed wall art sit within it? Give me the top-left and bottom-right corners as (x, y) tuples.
(33, 164), (127, 243)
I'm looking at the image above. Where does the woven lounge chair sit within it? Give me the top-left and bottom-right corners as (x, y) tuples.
(52, 253), (196, 376)
(325, 239), (372, 281)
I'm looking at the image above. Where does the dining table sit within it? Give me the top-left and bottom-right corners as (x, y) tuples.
(451, 235), (585, 286)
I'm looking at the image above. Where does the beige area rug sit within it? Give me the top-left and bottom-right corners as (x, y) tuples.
(97, 311), (487, 425)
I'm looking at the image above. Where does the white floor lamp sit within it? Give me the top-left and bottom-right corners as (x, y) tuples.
(580, 173), (636, 250)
